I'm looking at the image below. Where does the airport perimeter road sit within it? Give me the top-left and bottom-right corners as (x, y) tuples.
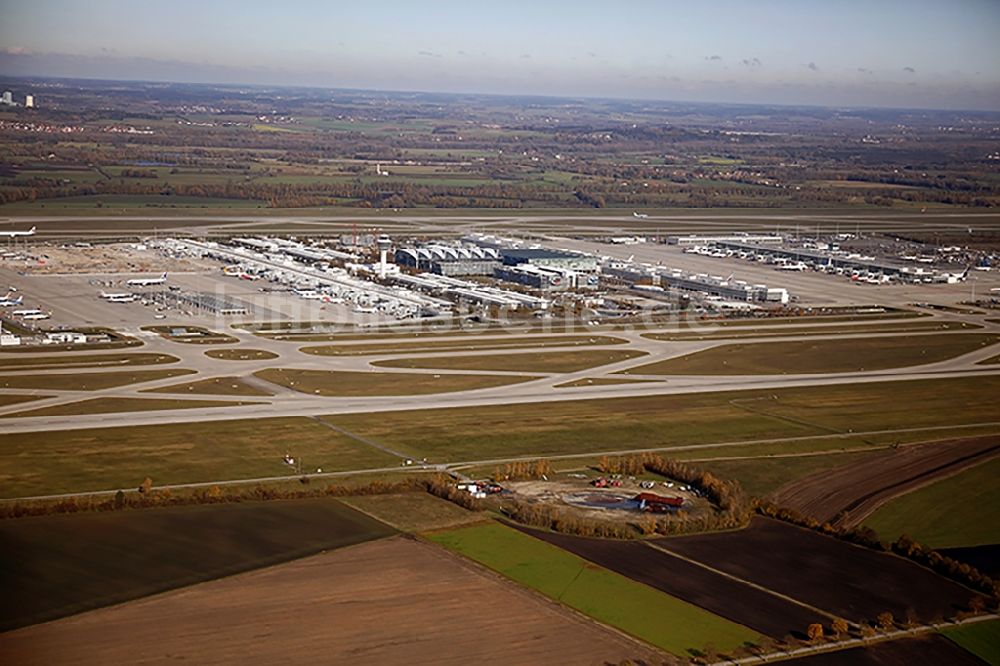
(1, 365), (998, 435)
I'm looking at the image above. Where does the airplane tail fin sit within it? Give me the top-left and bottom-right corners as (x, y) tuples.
(28, 227), (36, 233)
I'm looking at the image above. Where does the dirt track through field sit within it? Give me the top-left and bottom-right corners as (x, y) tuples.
(770, 435), (1000, 528)
(0, 536), (660, 666)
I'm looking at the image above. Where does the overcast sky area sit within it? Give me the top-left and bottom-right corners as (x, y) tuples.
(2, 0), (999, 110)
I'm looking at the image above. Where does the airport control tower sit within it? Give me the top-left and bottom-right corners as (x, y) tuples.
(377, 234), (392, 278)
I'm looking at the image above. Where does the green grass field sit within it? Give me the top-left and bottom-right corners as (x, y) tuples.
(4, 396), (257, 419)
(255, 368), (537, 396)
(298, 334), (627, 355)
(645, 319), (977, 341)
(0, 394), (44, 408)
(204, 348), (279, 360)
(0, 368), (195, 391)
(941, 619), (1000, 665)
(0, 352), (179, 371)
(341, 492), (484, 532)
(372, 349), (646, 373)
(427, 522), (761, 656)
(144, 376), (274, 397)
(326, 376), (1000, 462)
(0, 417), (401, 498)
(0, 498), (395, 631)
(864, 457), (1000, 548)
(622, 333), (1000, 375)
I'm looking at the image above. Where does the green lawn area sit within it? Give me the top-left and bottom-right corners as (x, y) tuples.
(621, 333), (1000, 375)
(0, 352), (179, 371)
(341, 492), (484, 532)
(645, 319), (977, 341)
(0, 498), (395, 631)
(144, 376), (274, 397)
(254, 368), (538, 396)
(0, 394), (44, 408)
(299, 334), (627, 356)
(0, 368), (194, 391)
(326, 376), (1000, 462)
(864, 457), (1000, 548)
(3, 396), (256, 419)
(941, 619), (1000, 665)
(372, 349), (646, 373)
(0, 417), (402, 498)
(427, 522), (761, 656)
(204, 348), (279, 361)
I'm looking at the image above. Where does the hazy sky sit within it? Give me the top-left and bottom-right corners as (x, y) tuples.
(2, 0), (999, 110)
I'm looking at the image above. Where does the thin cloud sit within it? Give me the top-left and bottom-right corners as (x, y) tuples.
(903, 66), (916, 73)
(705, 55), (722, 61)
(417, 50), (442, 58)
(741, 57), (762, 68)
(807, 61), (819, 71)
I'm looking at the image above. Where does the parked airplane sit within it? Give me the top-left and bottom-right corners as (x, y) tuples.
(21, 312), (51, 320)
(12, 308), (43, 316)
(101, 291), (137, 303)
(0, 226), (36, 238)
(0, 292), (23, 307)
(126, 272), (167, 287)
(632, 212), (649, 219)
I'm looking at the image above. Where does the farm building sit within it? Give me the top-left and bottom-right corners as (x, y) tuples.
(633, 492), (684, 513)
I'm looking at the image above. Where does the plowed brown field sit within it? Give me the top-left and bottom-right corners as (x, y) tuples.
(771, 436), (1000, 528)
(0, 536), (661, 666)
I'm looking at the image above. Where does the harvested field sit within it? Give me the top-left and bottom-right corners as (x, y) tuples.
(340, 492), (485, 532)
(655, 517), (977, 624)
(0, 498), (394, 631)
(781, 634), (986, 665)
(429, 522), (760, 656)
(511, 525), (826, 638)
(0, 536), (661, 666)
(771, 435), (1000, 528)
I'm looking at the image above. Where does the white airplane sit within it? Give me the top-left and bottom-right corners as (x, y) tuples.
(0, 292), (23, 307)
(101, 292), (137, 303)
(126, 272), (167, 287)
(632, 212), (649, 219)
(13, 308), (43, 316)
(21, 312), (51, 320)
(0, 226), (36, 238)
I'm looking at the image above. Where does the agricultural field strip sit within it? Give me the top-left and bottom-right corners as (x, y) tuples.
(640, 542), (841, 621)
(8, 422), (1000, 503)
(772, 437), (1000, 527)
(654, 518), (978, 623)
